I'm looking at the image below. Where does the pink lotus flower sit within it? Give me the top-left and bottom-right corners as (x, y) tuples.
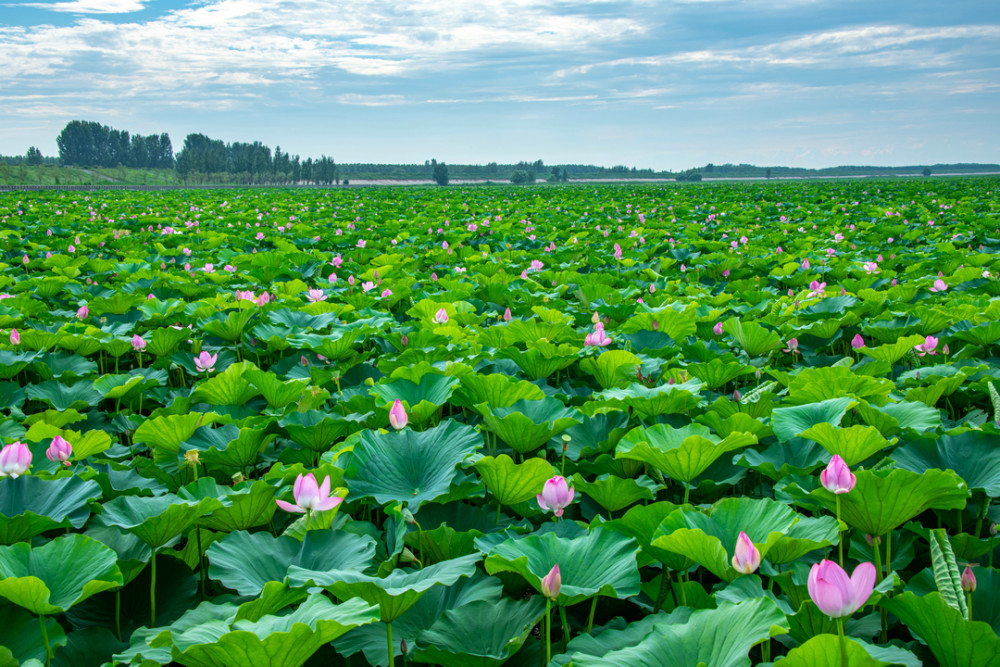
(0, 442), (31, 477)
(275, 473), (343, 514)
(808, 560), (876, 618)
(132, 334), (147, 351)
(851, 334), (865, 349)
(194, 351), (218, 373)
(537, 475), (575, 517)
(434, 309), (449, 324)
(10, 329), (19, 345)
(801, 259), (811, 270)
(541, 564), (561, 600)
(503, 307), (512, 321)
(929, 278), (948, 292)
(713, 321), (724, 336)
(808, 280), (826, 298)
(389, 399), (408, 430)
(22, 255), (28, 265)
(914, 335), (938, 357)
(731, 531), (761, 574)
(962, 565), (976, 592)
(76, 305), (89, 319)
(820, 455), (856, 494)
(255, 292), (271, 306)
(784, 338), (798, 353)
(46, 436), (72, 466)
(306, 288), (327, 303)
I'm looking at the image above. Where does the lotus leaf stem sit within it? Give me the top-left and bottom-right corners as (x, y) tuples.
(587, 597), (597, 633)
(837, 617), (848, 667)
(836, 494), (843, 567)
(545, 598), (551, 664)
(558, 604), (570, 652)
(386, 621), (395, 667)
(150, 549), (157, 626)
(39, 614), (52, 667)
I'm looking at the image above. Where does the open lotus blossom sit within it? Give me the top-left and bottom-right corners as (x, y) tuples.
(131, 334), (147, 351)
(784, 338), (798, 353)
(0, 442), (31, 477)
(537, 475), (575, 517)
(808, 280), (826, 298)
(306, 288), (327, 303)
(928, 278), (948, 292)
(914, 335), (939, 356)
(389, 399), (408, 430)
(820, 455), (856, 494)
(862, 262), (879, 274)
(194, 351), (218, 373)
(851, 334), (865, 349)
(434, 308), (449, 324)
(255, 292), (271, 306)
(235, 290), (256, 302)
(731, 531), (761, 574)
(541, 564), (561, 600)
(275, 473), (343, 514)
(808, 560), (876, 618)
(46, 435), (72, 466)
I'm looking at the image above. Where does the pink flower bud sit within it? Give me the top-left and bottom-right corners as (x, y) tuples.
(0, 442), (32, 477)
(820, 455), (856, 494)
(731, 531), (761, 574)
(389, 399), (408, 430)
(851, 334), (865, 349)
(537, 476), (574, 517)
(46, 435), (72, 465)
(541, 564), (561, 600)
(961, 565), (976, 593)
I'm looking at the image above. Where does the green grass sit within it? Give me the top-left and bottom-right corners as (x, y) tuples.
(0, 164), (184, 186)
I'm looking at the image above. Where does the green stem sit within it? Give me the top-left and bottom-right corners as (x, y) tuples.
(495, 502), (502, 526)
(150, 549), (157, 626)
(306, 509), (311, 532)
(836, 494), (843, 567)
(653, 569), (671, 613)
(872, 537), (883, 583)
(837, 617), (848, 667)
(386, 621), (395, 667)
(558, 604), (570, 653)
(587, 597), (597, 634)
(115, 588), (122, 641)
(196, 527), (206, 600)
(39, 614), (52, 667)
(967, 591), (973, 622)
(545, 598), (552, 665)
(885, 532), (892, 579)
(683, 482), (690, 506)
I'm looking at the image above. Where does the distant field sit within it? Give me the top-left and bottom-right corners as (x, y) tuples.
(0, 163), (184, 186)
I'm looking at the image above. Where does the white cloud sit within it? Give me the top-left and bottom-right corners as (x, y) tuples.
(20, 0), (146, 13)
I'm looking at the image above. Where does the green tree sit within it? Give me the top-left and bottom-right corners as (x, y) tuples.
(25, 146), (43, 166)
(433, 161), (449, 186)
(510, 170), (529, 185)
(922, 167), (932, 177)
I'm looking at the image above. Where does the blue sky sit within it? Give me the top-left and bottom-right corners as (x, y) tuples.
(1, 0), (997, 170)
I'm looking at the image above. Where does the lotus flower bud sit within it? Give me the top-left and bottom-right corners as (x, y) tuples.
(820, 455), (856, 494)
(46, 436), (72, 465)
(541, 564), (561, 600)
(537, 476), (574, 517)
(731, 531), (761, 574)
(434, 308), (449, 324)
(10, 328), (19, 345)
(389, 399), (408, 430)
(713, 321), (724, 336)
(0, 442), (31, 477)
(808, 560), (876, 618)
(962, 566), (976, 593)
(851, 334), (865, 349)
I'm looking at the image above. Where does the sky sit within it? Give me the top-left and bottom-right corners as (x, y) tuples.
(1, 0), (998, 171)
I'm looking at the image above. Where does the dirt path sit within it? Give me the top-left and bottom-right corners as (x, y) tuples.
(77, 168), (119, 182)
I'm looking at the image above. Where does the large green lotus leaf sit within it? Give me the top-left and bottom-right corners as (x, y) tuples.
(550, 411), (631, 460)
(686, 358), (755, 390)
(25, 380), (102, 411)
(164, 595), (378, 667)
(615, 423), (757, 483)
(594, 380), (704, 420)
(737, 438), (829, 481)
(190, 426), (276, 471)
(785, 366), (894, 406)
(908, 565), (1000, 635)
(22, 422), (112, 461)
(804, 468), (968, 537)
(335, 574), (503, 666)
(144, 326), (192, 357)
(893, 431), (1000, 496)
(483, 528), (640, 606)
(697, 410), (773, 439)
(856, 400), (941, 438)
(370, 373), (459, 425)
(133, 413), (216, 451)
(573, 598), (786, 667)
(345, 420), (481, 509)
(0, 350), (42, 380)
(414, 597), (544, 667)
(770, 397), (856, 442)
(573, 473), (657, 513)
(473, 454), (556, 506)
(780, 635), (893, 667)
(553, 607), (693, 666)
(279, 410), (365, 452)
(499, 343), (579, 380)
(0, 534), (123, 615)
(800, 423), (896, 467)
(190, 361), (261, 407)
(97, 494), (224, 550)
(0, 476), (102, 544)
(602, 501), (693, 570)
(882, 592), (1000, 667)
(93, 373), (146, 400)
(85, 523), (152, 585)
(578, 350), (643, 390)
(723, 318), (783, 357)
(194, 481), (277, 532)
(243, 369), (308, 409)
(207, 529), (377, 596)
(453, 374), (545, 411)
(197, 308), (257, 343)
(478, 398), (582, 454)
(766, 515), (840, 565)
(0, 604), (68, 664)
(287, 330), (360, 360)
(292, 553), (481, 623)
(859, 335), (926, 364)
(651, 497), (798, 581)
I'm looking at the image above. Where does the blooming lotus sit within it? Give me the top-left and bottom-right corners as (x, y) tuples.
(820, 455), (856, 494)
(784, 338), (798, 353)
(914, 335), (939, 356)
(275, 473), (343, 514)
(306, 288), (327, 303)
(389, 399), (408, 430)
(46, 436), (72, 466)
(434, 308), (449, 324)
(537, 475), (575, 517)
(0, 442), (31, 477)
(929, 278), (948, 292)
(808, 560), (876, 618)
(731, 531), (761, 574)
(194, 351), (218, 373)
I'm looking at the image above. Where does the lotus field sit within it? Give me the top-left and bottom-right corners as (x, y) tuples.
(2, 178), (1000, 667)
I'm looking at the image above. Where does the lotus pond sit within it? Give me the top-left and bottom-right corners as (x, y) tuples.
(0, 179), (999, 666)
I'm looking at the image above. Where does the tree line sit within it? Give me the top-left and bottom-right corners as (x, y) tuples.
(56, 120), (174, 169)
(174, 133), (337, 185)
